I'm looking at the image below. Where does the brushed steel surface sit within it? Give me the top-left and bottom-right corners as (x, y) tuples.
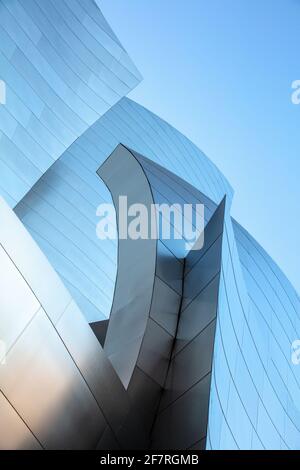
(0, 391), (41, 450)
(0, 308), (106, 449)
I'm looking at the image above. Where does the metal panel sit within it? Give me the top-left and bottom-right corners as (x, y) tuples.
(96, 426), (119, 451)
(189, 437), (207, 450)
(90, 319), (109, 347)
(0, 392), (41, 450)
(99, 145), (157, 389)
(16, 95), (232, 324)
(151, 198), (225, 448)
(0, 196), (71, 324)
(0, 0), (141, 207)
(150, 277), (181, 337)
(160, 320), (216, 409)
(185, 197), (225, 274)
(128, 366), (161, 435)
(152, 374), (211, 450)
(0, 243), (40, 360)
(97, 147), (227, 449)
(137, 318), (173, 388)
(156, 240), (183, 295)
(182, 238), (223, 311)
(0, 308), (106, 449)
(174, 275), (220, 355)
(56, 300), (129, 434)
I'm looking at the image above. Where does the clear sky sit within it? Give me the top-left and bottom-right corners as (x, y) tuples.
(99, 0), (299, 293)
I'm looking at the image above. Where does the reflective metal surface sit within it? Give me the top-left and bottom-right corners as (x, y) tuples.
(97, 145), (226, 448)
(151, 198), (225, 449)
(0, 308), (106, 449)
(0, 392), (41, 450)
(16, 96), (232, 322)
(0, 0), (298, 450)
(0, 0), (141, 207)
(0, 197), (133, 449)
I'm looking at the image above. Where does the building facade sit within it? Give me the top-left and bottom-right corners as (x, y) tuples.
(0, 0), (299, 450)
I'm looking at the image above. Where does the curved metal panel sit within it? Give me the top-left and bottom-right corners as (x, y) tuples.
(152, 198), (225, 449)
(0, 0), (141, 206)
(207, 206), (300, 450)
(0, 197), (134, 449)
(98, 144), (226, 448)
(15, 97), (232, 323)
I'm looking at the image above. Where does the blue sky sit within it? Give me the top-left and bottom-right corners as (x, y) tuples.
(100, 0), (299, 293)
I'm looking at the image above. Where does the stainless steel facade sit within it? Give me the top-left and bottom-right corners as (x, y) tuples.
(15, 97), (232, 323)
(0, 0), (141, 207)
(0, 196), (129, 449)
(0, 0), (299, 450)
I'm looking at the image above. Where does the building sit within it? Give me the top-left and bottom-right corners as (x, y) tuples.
(0, 0), (299, 450)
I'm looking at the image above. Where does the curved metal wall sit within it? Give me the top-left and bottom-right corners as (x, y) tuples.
(0, 0), (299, 450)
(0, 196), (145, 450)
(206, 213), (300, 449)
(16, 97), (233, 322)
(232, 221), (300, 448)
(0, 0), (141, 207)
